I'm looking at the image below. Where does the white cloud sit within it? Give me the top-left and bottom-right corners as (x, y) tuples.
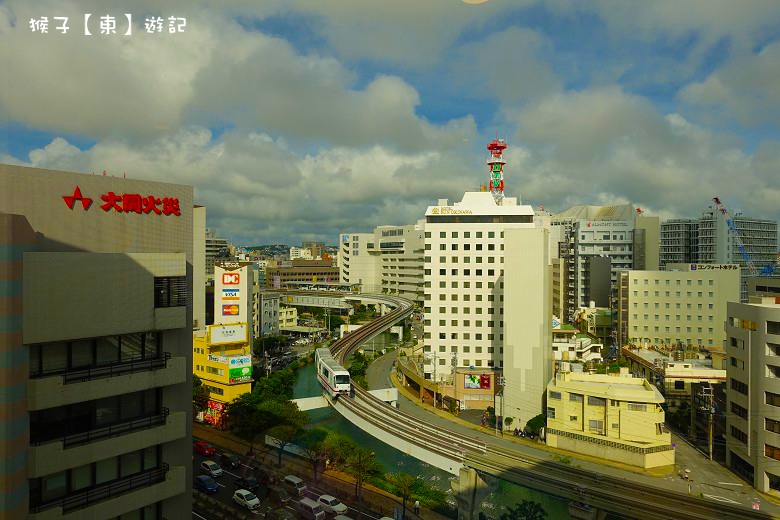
(679, 42), (780, 127)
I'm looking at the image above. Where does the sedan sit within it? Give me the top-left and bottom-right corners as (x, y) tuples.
(233, 489), (261, 511)
(234, 476), (259, 492)
(219, 452), (241, 469)
(201, 460), (223, 478)
(193, 441), (216, 456)
(193, 475), (220, 494)
(318, 495), (348, 515)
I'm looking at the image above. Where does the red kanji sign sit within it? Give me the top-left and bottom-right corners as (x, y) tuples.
(64, 186), (180, 217)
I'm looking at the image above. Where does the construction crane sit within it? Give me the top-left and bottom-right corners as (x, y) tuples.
(712, 197), (775, 277)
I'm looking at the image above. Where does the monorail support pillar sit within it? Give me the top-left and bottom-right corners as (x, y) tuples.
(451, 467), (495, 520)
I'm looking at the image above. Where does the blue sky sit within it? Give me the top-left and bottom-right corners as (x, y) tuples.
(2, 0), (780, 245)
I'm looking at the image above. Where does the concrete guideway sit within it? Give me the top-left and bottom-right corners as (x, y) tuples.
(317, 292), (778, 520)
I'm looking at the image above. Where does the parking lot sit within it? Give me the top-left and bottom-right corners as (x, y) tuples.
(192, 436), (395, 520)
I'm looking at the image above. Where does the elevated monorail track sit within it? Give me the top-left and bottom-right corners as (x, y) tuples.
(320, 293), (771, 519)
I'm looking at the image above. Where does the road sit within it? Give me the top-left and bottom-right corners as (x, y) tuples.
(366, 349), (779, 516)
(192, 442), (390, 520)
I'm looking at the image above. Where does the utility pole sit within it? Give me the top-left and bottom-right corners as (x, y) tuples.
(705, 384), (714, 461)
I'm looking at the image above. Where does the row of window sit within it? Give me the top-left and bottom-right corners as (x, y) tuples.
(428, 231), (502, 239)
(634, 278), (714, 286)
(30, 332), (162, 377)
(631, 326), (714, 333)
(30, 389), (160, 444)
(430, 292), (505, 302)
(631, 291), (714, 298)
(427, 345), (500, 354)
(426, 256), (503, 264)
(632, 314), (714, 321)
(633, 302), (714, 310)
(430, 243), (503, 252)
(30, 446), (160, 507)
(434, 332), (503, 340)
(425, 268), (503, 277)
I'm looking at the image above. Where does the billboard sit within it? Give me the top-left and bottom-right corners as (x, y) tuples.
(214, 261), (253, 328)
(222, 304), (239, 316)
(210, 323), (248, 345)
(464, 374), (491, 389)
(228, 355), (252, 383)
(222, 288), (240, 300)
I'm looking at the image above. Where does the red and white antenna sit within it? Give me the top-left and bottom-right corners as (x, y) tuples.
(487, 138), (507, 204)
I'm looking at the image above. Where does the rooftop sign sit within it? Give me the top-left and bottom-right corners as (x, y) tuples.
(63, 186), (180, 215)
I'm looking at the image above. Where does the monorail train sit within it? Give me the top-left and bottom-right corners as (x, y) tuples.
(315, 348), (352, 398)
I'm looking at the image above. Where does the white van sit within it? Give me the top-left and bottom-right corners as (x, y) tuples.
(297, 497), (325, 520)
(283, 474), (307, 497)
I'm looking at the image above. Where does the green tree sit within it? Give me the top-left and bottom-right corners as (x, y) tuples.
(504, 417), (514, 431)
(525, 414), (546, 436)
(297, 427), (330, 481)
(193, 374), (203, 398)
(266, 425), (299, 467)
(345, 447), (382, 502)
(387, 472), (418, 519)
(499, 500), (548, 520)
(321, 432), (356, 469)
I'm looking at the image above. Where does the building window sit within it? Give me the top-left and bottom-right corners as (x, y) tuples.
(569, 393), (583, 402)
(154, 277), (187, 308)
(547, 408), (556, 419)
(730, 378), (748, 396)
(769, 322), (780, 335)
(627, 403), (647, 412)
(589, 419), (604, 433)
(731, 402), (748, 419)
(549, 391), (561, 400)
(767, 391), (780, 407)
(766, 444), (780, 461)
(767, 418), (780, 434)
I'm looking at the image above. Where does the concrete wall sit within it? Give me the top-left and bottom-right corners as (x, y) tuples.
(503, 228), (551, 428)
(546, 432), (674, 468)
(588, 256), (612, 308)
(193, 206), (206, 331)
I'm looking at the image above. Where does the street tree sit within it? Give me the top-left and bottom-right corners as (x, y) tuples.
(499, 500), (548, 520)
(297, 427), (330, 481)
(387, 472), (417, 519)
(266, 425), (298, 467)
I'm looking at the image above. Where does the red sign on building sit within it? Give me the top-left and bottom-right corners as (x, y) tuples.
(63, 186), (180, 216)
(222, 305), (239, 316)
(222, 273), (240, 284)
(480, 374), (491, 389)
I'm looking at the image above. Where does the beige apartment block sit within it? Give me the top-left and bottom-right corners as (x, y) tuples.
(617, 263), (740, 349)
(546, 367), (675, 468)
(725, 296), (780, 493)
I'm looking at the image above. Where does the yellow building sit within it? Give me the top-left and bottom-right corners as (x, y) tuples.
(545, 366), (675, 468)
(617, 263), (740, 349)
(193, 323), (253, 428)
(280, 306), (298, 330)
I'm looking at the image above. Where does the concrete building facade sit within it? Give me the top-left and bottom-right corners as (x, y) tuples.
(725, 297), (780, 493)
(544, 204), (659, 322)
(205, 228), (229, 284)
(545, 367), (675, 469)
(338, 223), (425, 305)
(617, 264), (741, 349)
(266, 260), (339, 289)
(1, 164), (192, 519)
(422, 192), (536, 382)
(660, 219), (699, 268)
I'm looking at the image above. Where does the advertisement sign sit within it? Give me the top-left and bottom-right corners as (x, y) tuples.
(222, 304), (239, 316)
(222, 289), (240, 300)
(208, 400), (225, 412)
(210, 323), (248, 345)
(689, 264), (739, 271)
(464, 374), (491, 389)
(228, 355), (252, 383)
(222, 272), (240, 284)
(464, 374), (481, 389)
(341, 234), (350, 242)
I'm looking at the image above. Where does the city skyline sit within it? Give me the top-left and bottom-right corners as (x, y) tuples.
(2, 1), (780, 246)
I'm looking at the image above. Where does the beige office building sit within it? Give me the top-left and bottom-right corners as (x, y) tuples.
(1, 164), (191, 519)
(546, 366), (675, 468)
(725, 297), (780, 493)
(617, 263), (740, 349)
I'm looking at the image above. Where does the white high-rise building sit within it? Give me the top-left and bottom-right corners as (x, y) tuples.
(338, 223), (425, 304)
(725, 296), (780, 492)
(503, 227), (552, 425)
(289, 247), (313, 261)
(422, 192), (536, 380)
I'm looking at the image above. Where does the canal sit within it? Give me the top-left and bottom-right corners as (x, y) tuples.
(293, 361), (575, 519)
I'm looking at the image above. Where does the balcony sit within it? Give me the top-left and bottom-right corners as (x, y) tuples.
(29, 355), (186, 411)
(28, 411), (186, 478)
(29, 464), (185, 520)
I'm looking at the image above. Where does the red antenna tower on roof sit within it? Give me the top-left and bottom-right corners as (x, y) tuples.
(487, 137), (507, 204)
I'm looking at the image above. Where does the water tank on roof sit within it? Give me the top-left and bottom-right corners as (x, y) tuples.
(585, 360), (596, 374)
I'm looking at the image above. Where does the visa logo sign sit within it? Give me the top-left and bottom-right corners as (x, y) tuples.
(222, 289), (240, 300)
(222, 273), (240, 284)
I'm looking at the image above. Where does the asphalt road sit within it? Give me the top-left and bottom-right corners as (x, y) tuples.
(192, 440), (384, 520)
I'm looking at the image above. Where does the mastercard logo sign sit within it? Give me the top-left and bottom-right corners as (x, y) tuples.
(222, 305), (239, 316)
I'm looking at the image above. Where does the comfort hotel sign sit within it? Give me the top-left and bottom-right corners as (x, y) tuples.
(62, 186), (181, 216)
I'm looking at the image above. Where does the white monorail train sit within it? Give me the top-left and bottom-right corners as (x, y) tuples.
(315, 348), (351, 398)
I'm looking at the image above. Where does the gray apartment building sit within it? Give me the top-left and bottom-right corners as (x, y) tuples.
(1, 165), (192, 519)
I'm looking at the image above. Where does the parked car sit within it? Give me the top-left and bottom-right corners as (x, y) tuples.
(252, 464), (278, 485)
(193, 441), (216, 456)
(219, 452), (241, 469)
(283, 474), (307, 497)
(233, 489), (261, 511)
(193, 475), (220, 494)
(297, 497), (325, 520)
(268, 484), (290, 505)
(317, 495), (348, 515)
(234, 476), (259, 492)
(200, 460), (223, 478)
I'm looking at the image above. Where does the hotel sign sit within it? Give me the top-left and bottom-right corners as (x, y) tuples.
(431, 207), (473, 215)
(690, 264), (739, 271)
(63, 186), (180, 215)
(209, 323), (248, 345)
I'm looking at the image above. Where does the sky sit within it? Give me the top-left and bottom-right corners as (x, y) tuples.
(2, 0), (780, 246)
